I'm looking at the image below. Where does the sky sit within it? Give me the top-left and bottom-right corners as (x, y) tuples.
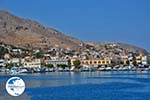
(0, 0), (150, 50)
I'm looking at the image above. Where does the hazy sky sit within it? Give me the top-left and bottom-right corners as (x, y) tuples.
(0, 0), (150, 50)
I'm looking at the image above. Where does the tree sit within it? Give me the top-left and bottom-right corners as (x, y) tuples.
(68, 60), (71, 68)
(0, 47), (8, 59)
(111, 60), (116, 67)
(126, 60), (130, 66)
(46, 64), (54, 68)
(34, 52), (44, 58)
(57, 64), (68, 69)
(120, 61), (124, 65)
(133, 61), (138, 66)
(73, 60), (81, 69)
(6, 63), (14, 69)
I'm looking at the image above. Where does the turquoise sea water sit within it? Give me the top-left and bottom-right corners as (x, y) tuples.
(1, 71), (150, 100)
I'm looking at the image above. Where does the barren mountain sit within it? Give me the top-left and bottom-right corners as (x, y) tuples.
(0, 10), (148, 55)
(0, 10), (83, 50)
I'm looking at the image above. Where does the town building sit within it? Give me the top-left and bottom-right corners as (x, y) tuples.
(8, 58), (23, 66)
(141, 56), (148, 65)
(136, 54), (148, 65)
(121, 56), (129, 65)
(0, 59), (6, 67)
(45, 60), (69, 67)
(81, 59), (111, 67)
(23, 59), (41, 68)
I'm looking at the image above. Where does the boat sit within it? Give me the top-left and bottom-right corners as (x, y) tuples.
(33, 68), (46, 73)
(10, 66), (20, 75)
(112, 67), (118, 71)
(131, 66), (137, 71)
(18, 68), (32, 73)
(64, 67), (70, 72)
(105, 66), (112, 71)
(57, 67), (64, 72)
(118, 67), (123, 71)
(122, 66), (130, 71)
(70, 67), (75, 71)
(0, 67), (9, 73)
(80, 67), (90, 72)
(48, 68), (55, 72)
(98, 66), (106, 71)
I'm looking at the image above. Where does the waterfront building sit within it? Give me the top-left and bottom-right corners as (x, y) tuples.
(81, 59), (111, 67)
(141, 56), (148, 65)
(23, 59), (41, 68)
(4, 53), (11, 60)
(8, 58), (23, 66)
(12, 49), (22, 53)
(128, 55), (134, 66)
(136, 54), (148, 65)
(45, 60), (69, 67)
(121, 56), (129, 65)
(136, 55), (142, 64)
(0, 59), (6, 67)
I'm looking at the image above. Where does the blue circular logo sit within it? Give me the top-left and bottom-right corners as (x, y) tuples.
(5, 77), (25, 96)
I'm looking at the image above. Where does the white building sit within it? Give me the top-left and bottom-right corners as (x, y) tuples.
(142, 56), (148, 65)
(0, 59), (6, 67)
(45, 60), (69, 67)
(8, 58), (23, 66)
(23, 59), (41, 68)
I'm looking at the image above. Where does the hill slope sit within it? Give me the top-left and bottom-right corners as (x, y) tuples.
(0, 10), (83, 50)
(0, 10), (148, 56)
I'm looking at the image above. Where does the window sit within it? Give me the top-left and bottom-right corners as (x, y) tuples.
(98, 61), (101, 64)
(90, 61), (92, 64)
(102, 61), (105, 64)
(106, 61), (109, 64)
(82, 61), (84, 64)
(86, 61), (88, 64)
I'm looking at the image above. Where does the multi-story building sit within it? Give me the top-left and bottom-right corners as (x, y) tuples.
(23, 59), (41, 68)
(45, 60), (69, 67)
(141, 56), (148, 65)
(0, 59), (6, 67)
(8, 58), (23, 66)
(136, 54), (148, 65)
(136, 55), (142, 64)
(81, 59), (111, 67)
(121, 56), (129, 65)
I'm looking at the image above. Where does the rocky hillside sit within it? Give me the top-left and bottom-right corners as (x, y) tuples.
(0, 10), (83, 50)
(0, 10), (148, 56)
(92, 42), (147, 54)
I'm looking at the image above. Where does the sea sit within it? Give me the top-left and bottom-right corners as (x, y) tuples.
(0, 71), (150, 100)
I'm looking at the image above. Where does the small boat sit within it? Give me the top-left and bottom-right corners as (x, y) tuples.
(64, 67), (70, 72)
(98, 66), (106, 71)
(0, 67), (9, 73)
(131, 66), (137, 71)
(57, 67), (64, 72)
(105, 66), (112, 71)
(18, 68), (32, 73)
(10, 66), (20, 74)
(80, 67), (90, 72)
(112, 67), (118, 71)
(33, 68), (45, 73)
(118, 67), (123, 71)
(70, 67), (75, 71)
